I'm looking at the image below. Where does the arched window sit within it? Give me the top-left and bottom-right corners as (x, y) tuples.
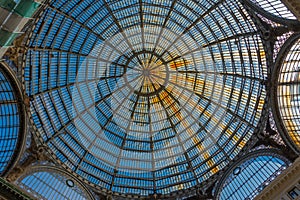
(215, 150), (290, 200)
(16, 166), (95, 200)
(0, 64), (25, 176)
(273, 34), (300, 153)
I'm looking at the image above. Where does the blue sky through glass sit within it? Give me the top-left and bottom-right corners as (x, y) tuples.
(0, 69), (19, 174)
(219, 154), (288, 200)
(23, 0), (268, 196)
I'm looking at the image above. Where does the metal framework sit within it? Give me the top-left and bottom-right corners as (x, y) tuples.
(271, 33), (300, 154)
(21, 0), (269, 198)
(243, 0), (298, 22)
(214, 148), (290, 200)
(0, 0), (293, 199)
(16, 165), (96, 200)
(0, 62), (26, 177)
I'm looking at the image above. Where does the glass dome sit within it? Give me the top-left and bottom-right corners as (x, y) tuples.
(0, 65), (24, 176)
(23, 0), (267, 197)
(274, 34), (300, 152)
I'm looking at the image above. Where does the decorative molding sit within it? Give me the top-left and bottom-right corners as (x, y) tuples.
(254, 156), (300, 200)
(4, 34), (26, 66)
(6, 138), (50, 182)
(0, 178), (33, 200)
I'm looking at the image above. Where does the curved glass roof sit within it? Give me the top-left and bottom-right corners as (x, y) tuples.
(17, 167), (91, 200)
(276, 35), (300, 150)
(0, 67), (21, 175)
(23, 0), (267, 197)
(248, 0), (296, 20)
(216, 151), (289, 200)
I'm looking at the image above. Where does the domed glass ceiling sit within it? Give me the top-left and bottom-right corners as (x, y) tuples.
(0, 67), (21, 175)
(23, 0), (267, 197)
(276, 35), (300, 151)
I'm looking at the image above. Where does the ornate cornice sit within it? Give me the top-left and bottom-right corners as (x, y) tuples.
(0, 178), (33, 200)
(254, 156), (300, 200)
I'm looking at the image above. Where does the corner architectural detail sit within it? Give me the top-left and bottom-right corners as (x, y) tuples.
(255, 156), (300, 200)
